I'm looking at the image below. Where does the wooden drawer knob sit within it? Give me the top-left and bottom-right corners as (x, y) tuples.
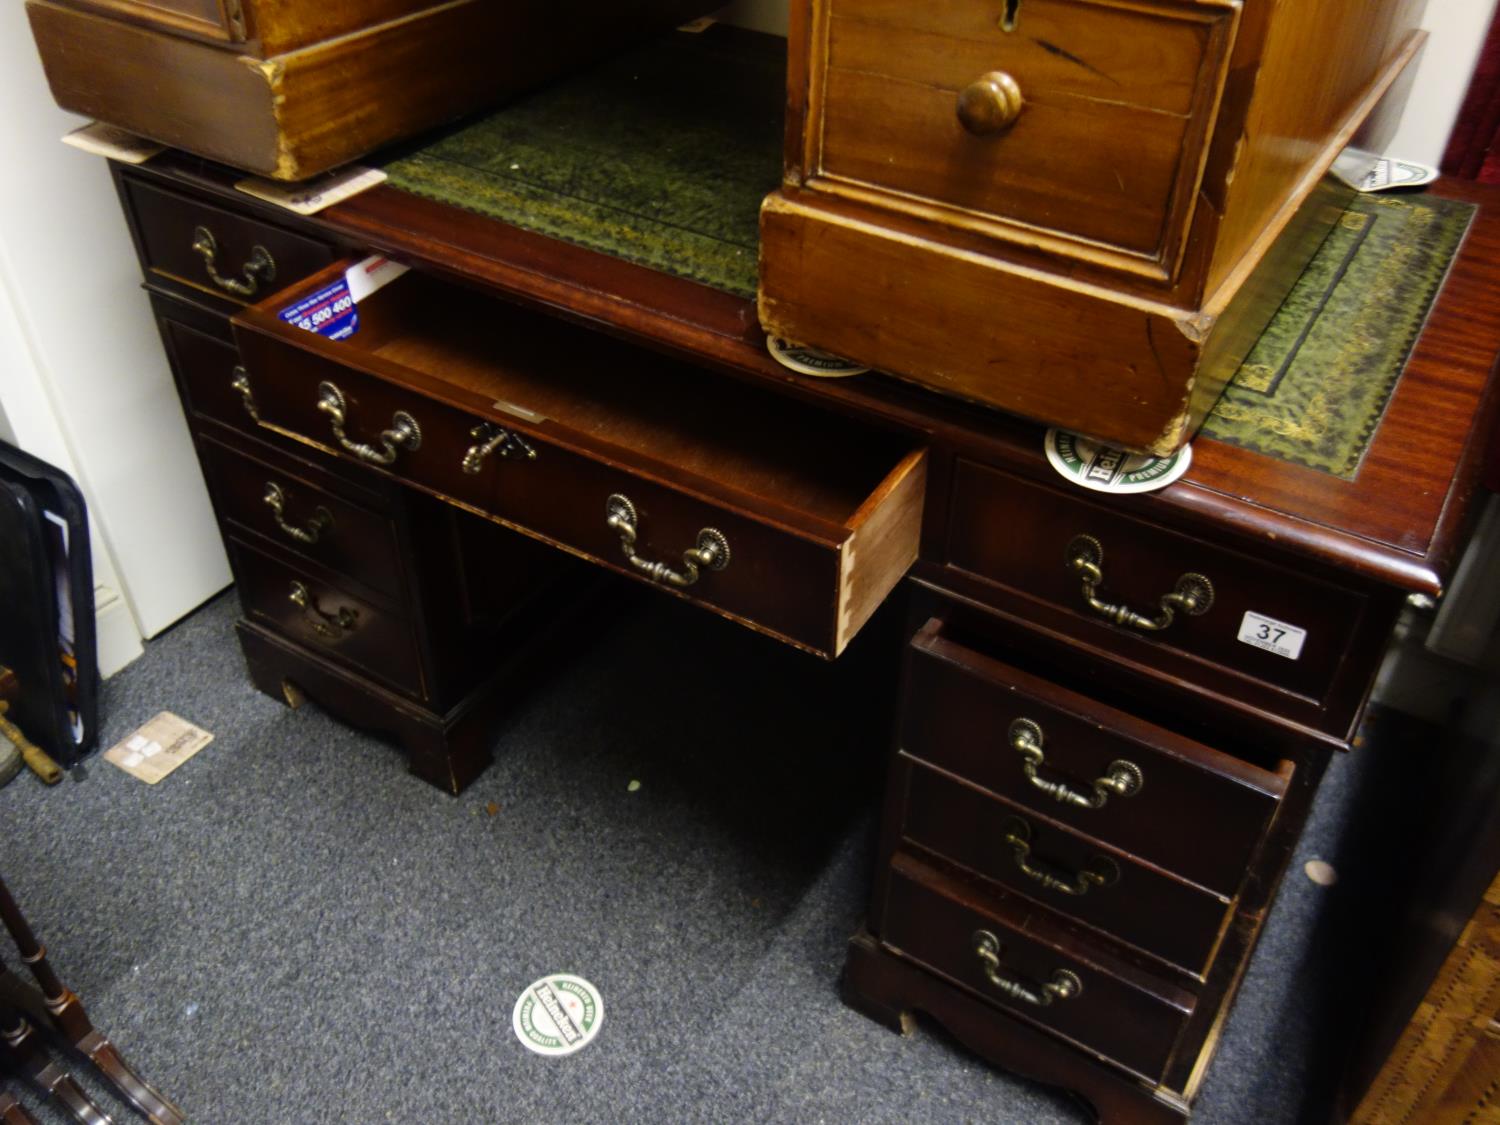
(957, 71), (1024, 135)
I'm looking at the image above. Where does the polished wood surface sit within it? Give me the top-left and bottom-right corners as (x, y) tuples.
(760, 0), (1427, 450)
(0, 875), (183, 1125)
(903, 762), (1235, 976)
(842, 928), (1194, 1123)
(28, 0), (719, 179)
(198, 432), (406, 600)
(231, 262), (926, 657)
(280, 158), (1499, 596)
(82, 97), (1500, 1121)
(122, 175), (337, 305)
(115, 162), (590, 793)
(880, 851), (1196, 1083)
(813, 0), (1235, 265)
(902, 620), (1289, 900)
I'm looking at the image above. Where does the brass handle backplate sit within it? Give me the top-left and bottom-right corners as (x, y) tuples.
(1001, 817), (1119, 897)
(604, 493), (730, 589)
(973, 931), (1081, 1007)
(191, 225), (276, 297)
(1009, 718), (1142, 810)
(316, 381), (421, 466)
(288, 581), (356, 639)
(263, 482), (332, 545)
(957, 71), (1024, 135)
(462, 422), (537, 474)
(1065, 534), (1214, 633)
(231, 365), (260, 422)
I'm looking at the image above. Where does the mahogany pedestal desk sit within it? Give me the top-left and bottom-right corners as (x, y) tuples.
(106, 146), (1500, 1121)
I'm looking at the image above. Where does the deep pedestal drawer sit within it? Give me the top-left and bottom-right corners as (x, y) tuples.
(901, 618), (1290, 898)
(901, 762), (1233, 975)
(880, 852), (1196, 1082)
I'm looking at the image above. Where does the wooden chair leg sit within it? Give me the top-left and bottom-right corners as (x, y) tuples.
(0, 1005), (112, 1125)
(0, 879), (184, 1125)
(0, 1089), (41, 1125)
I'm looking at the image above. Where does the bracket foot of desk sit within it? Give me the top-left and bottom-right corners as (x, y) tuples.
(237, 620), (497, 796)
(841, 929), (1192, 1125)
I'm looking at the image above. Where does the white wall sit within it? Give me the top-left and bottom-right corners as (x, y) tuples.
(1388, 0), (1500, 165)
(0, 3), (231, 654)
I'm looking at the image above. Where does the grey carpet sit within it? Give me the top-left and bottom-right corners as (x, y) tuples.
(0, 588), (1392, 1124)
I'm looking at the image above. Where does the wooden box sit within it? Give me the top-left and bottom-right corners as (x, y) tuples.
(26, 0), (717, 180)
(759, 0), (1428, 454)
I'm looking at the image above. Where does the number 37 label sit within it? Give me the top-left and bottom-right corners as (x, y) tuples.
(1237, 611), (1307, 661)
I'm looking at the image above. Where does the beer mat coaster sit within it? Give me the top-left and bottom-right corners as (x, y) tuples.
(512, 974), (603, 1057)
(767, 336), (869, 378)
(103, 712), (212, 784)
(382, 28), (783, 300)
(235, 165), (387, 215)
(62, 122), (163, 164)
(1202, 192), (1476, 479)
(1045, 430), (1192, 494)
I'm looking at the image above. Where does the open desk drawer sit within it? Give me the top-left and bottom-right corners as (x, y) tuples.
(231, 262), (926, 657)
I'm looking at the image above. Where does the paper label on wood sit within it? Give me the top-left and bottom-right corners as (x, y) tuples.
(234, 166), (388, 215)
(104, 712), (213, 784)
(1237, 611), (1307, 660)
(61, 123), (164, 164)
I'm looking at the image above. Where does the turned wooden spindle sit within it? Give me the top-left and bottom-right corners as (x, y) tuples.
(0, 1089), (41, 1125)
(0, 1003), (112, 1125)
(0, 877), (184, 1125)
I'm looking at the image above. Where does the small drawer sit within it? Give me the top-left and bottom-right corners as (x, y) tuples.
(228, 537), (423, 698)
(121, 175), (336, 305)
(815, 0), (1237, 264)
(198, 435), (403, 600)
(155, 312), (260, 438)
(880, 851), (1195, 1082)
(945, 457), (1373, 715)
(902, 761), (1231, 975)
(902, 619), (1289, 898)
(231, 263), (927, 658)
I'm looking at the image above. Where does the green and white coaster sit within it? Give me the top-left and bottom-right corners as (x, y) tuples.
(512, 974), (603, 1057)
(1044, 429), (1192, 495)
(766, 336), (870, 378)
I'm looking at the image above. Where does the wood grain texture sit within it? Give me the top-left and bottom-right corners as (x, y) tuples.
(231, 264), (925, 656)
(28, 0), (720, 179)
(1351, 870), (1500, 1124)
(879, 851), (1196, 1083)
(902, 762), (1236, 977)
(762, 0), (1427, 450)
(814, 0), (1235, 269)
(842, 928), (1193, 1122)
(902, 620), (1288, 900)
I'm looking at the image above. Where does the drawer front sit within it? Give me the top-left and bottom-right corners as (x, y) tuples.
(881, 853), (1193, 1081)
(903, 622), (1287, 897)
(903, 762), (1231, 974)
(232, 329), (881, 657)
(122, 176), (336, 305)
(157, 314), (260, 438)
(945, 457), (1370, 708)
(814, 0), (1236, 263)
(229, 537), (423, 698)
(198, 436), (403, 600)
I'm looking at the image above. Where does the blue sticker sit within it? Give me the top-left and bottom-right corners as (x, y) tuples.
(279, 278), (358, 340)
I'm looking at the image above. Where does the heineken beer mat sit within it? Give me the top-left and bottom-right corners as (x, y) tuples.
(766, 336), (870, 378)
(512, 974), (603, 1057)
(1044, 429), (1192, 495)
